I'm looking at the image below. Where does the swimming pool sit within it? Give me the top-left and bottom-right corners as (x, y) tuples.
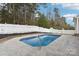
(20, 35), (60, 47)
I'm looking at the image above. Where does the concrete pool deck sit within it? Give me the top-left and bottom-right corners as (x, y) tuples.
(0, 34), (79, 56)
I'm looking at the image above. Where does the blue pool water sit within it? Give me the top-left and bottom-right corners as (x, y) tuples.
(20, 35), (60, 47)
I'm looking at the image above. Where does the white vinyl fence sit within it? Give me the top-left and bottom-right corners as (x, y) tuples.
(0, 24), (50, 34)
(0, 24), (75, 34)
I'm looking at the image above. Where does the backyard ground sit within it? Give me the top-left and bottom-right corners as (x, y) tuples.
(0, 34), (79, 56)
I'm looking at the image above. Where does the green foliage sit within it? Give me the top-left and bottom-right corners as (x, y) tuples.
(0, 3), (75, 30)
(38, 14), (50, 28)
(0, 3), (48, 25)
(0, 6), (9, 23)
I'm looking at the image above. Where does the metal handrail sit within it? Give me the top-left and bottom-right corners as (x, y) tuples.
(38, 35), (42, 50)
